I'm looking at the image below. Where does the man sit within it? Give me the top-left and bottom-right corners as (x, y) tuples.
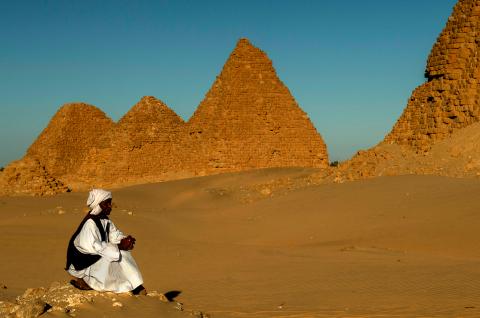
(66, 189), (146, 295)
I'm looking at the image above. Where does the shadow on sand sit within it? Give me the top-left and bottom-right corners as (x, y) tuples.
(164, 290), (182, 301)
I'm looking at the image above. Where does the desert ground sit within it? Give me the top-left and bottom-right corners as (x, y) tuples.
(2, 168), (480, 317)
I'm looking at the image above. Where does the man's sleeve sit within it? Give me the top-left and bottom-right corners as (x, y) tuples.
(108, 220), (126, 244)
(74, 219), (121, 262)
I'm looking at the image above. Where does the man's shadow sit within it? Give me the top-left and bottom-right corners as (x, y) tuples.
(164, 290), (182, 302)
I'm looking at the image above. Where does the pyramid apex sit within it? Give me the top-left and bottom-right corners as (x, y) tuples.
(233, 38), (257, 51)
(119, 95), (184, 126)
(139, 95), (158, 103)
(237, 38), (252, 45)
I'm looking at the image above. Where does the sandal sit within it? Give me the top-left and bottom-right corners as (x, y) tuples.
(70, 279), (93, 291)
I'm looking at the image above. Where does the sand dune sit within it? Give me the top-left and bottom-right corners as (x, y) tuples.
(2, 169), (480, 317)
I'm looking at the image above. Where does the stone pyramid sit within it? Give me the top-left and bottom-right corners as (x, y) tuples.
(385, 0), (480, 151)
(25, 103), (114, 178)
(116, 95), (185, 146)
(0, 158), (69, 196)
(76, 96), (186, 186)
(183, 38), (329, 173)
(1, 39), (330, 195)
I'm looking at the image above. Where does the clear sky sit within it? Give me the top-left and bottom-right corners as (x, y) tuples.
(0, 0), (459, 167)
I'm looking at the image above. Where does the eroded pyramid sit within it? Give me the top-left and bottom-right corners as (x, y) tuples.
(76, 96), (186, 187)
(385, 0), (480, 151)
(1, 39), (330, 194)
(0, 158), (69, 196)
(26, 103), (114, 177)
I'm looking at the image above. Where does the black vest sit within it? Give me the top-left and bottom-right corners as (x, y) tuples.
(65, 214), (110, 271)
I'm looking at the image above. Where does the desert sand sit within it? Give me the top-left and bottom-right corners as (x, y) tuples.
(2, 168), (480, 317)
(4, 1), (480, 317)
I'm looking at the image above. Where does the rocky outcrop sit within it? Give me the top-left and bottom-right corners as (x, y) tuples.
(385, 0), (480, 151)
(0, 282), (200, 317)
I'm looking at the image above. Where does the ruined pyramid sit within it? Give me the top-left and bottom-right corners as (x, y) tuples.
(332, 0), (480, 181)
(76, 96), (186, 186)
(26, 103), (115, 178)
(0, 158), (69, 196)
(385, 0), (480, 151)
(1, 38), (329, 194)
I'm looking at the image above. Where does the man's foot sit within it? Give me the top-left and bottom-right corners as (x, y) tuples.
(132, 285), (147, 295)
(70, 279), (93, 291)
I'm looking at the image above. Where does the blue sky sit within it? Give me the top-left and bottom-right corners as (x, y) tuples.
(0, 0), (458, 167)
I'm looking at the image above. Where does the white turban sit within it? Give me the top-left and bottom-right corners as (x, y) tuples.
(87, 189), (112, 215)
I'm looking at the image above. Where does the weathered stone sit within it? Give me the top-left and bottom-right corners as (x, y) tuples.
(329, 0), (480, 182)
(181, 38), (329, 173)
(0, 158), (69, 196)
(1, 283), (201, 317)
(26, 103), (115, 178)
(14, 299), (48, 318)
(386, 0), (480, 151)
(1, 38), (329, 194)
(76, 96), (186, 187)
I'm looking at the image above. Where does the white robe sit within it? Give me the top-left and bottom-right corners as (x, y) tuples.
(67, 218), (143, 293)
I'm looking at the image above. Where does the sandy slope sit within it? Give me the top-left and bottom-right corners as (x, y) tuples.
(334, 121), (480, 181)
(2, 169), (480, 317)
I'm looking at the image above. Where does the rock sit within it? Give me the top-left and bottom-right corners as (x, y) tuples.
(146, 290), (169, 303)
(260, 187), (272, 196)
(190, 310), (209, 318)
(174, 302), (184, 311)
(14, 299), (49, 318)
(0, 300), (19, 318)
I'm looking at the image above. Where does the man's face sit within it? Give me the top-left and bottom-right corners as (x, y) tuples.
(99, 198), (113, 215)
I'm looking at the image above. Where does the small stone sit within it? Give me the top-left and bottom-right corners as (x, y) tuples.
(158, 293), (169, 303)
(15, 299), (48, 318)
(112, 302), (123, 307)
(260, 187), (271, 196)
(191, 310), (209, 317)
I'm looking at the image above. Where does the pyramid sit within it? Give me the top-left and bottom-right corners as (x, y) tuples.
(385, 0), (480, 151)
(116, 95), (185, 146)
(25, 103), (114, 177)
(182, 38), (329, 173)
(1, 39), (330, 195)
(0, 158), (69, 196)
(75, 96), (186, 186)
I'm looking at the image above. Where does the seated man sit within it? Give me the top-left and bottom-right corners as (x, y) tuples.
(66, 189), (146, 295)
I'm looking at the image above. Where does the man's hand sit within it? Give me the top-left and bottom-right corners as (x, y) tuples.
(118, 235), (136, 250)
